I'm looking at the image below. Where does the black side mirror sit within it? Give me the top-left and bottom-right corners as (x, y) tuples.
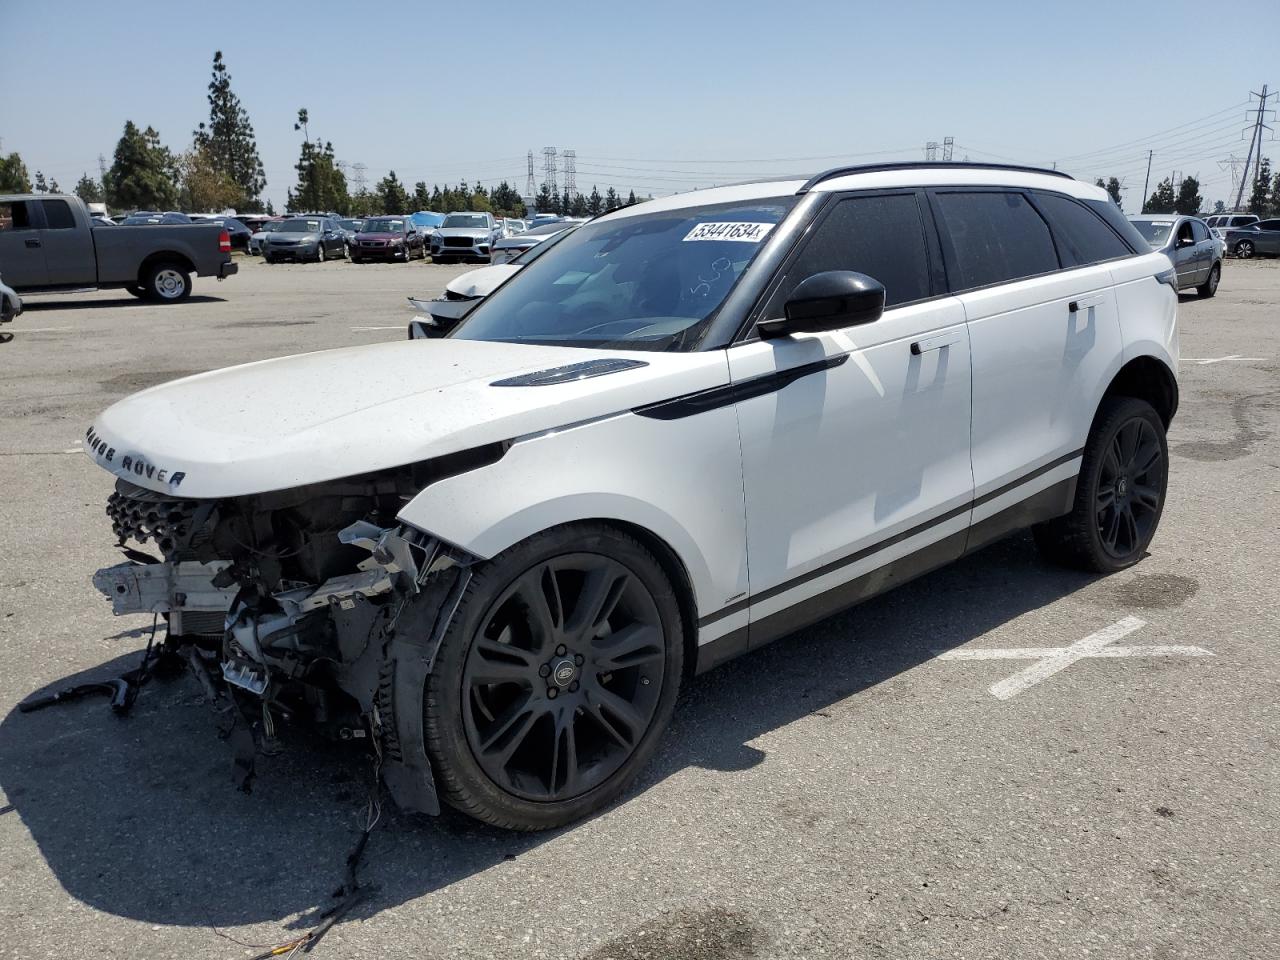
(759, 271), (886, 339)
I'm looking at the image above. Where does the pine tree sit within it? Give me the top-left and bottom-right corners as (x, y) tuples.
(0, 152), (31, 192)
(376, 170), (410, 214)
(1248, 157), (1272, 215)
(604, 187), (619, 211)
(571, 193), (589, 216)
(627, 190), (637, 205)
(560, 190), (573, 215)
(587, 185), (603, 216)
(1144, 178), (1176, 214)
(1175, 175), (1202, 215)
(74, 173), (103, 203)
(34, 171), (48, 193)
(192, 51), (266, 211)
(413, 181), (431, 209)
(288, 140), (349, 214)
(537, 183), (553, 213)
(431, 186), (443, 209)
(107, 121), (179, 211)
(1268, 168), (1280, 217)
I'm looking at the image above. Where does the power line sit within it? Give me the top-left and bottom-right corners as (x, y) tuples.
(1235, 84), (1273, 210)
(1053, 100), (1251, 163)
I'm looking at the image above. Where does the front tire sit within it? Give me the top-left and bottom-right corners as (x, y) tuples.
(143, 262), (192, 302)
(1197, 262), (1220, 298)
(423, 523), (684, 830)
(1033, 397), (1168, 573)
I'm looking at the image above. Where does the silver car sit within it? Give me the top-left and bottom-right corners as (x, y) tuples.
(262, 216), (348, 263)
(1127, 214), (1223, 296)
(429, 211), (500, 263)
(1223, 217), (1280, 259)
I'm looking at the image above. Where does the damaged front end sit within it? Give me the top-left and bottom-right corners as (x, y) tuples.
(92, 473), (476, 815)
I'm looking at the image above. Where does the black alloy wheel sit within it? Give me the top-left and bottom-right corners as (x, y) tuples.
(1094, 416), (1165, 560)
(461, 554), (666, 802)
(1236, 240), (1254, 259)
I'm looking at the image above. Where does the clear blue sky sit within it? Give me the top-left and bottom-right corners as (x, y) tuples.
(1, 0), (1273, 210)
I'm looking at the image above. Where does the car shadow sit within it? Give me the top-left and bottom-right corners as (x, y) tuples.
(20, 295), (226, 311)
(0, 533), (1096, 931)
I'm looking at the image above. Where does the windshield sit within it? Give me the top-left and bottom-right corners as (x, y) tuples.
(443, 214), (489, 229)
(1129, 220), (1174, 246)
(453, 198), (795, 351)
(510, 227), (575, 265)
(411, 212), (445, 227)
(280, 219), (322, 233)
(363, 218), (405, 232)
(338, 219), (359, 231)
(261, 221), (285, 233)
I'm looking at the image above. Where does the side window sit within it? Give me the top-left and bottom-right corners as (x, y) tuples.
(1190, 220), (1210, 242)
(1176, 221), (1194, 245)
(1259, 219), (1280, 232)
(0, 200), (36, 231)
(933, 191), (1059, 291)
(1034, 193), (1132, 267)
(765, 193), (933, 313)
(42, 200), (76, 229)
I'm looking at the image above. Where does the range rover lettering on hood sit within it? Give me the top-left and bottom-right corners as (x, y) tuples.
(85, 426), (187, 487)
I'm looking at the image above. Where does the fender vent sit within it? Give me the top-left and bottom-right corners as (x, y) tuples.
(491, 358), (648, 387)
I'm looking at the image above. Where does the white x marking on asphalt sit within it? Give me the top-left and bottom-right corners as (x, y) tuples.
(935, 616), (1213, 700)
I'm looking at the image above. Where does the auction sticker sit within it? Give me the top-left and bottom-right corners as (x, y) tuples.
(683, 221), (776, 243)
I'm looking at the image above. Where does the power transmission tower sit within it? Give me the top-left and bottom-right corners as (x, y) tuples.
(526, 150), (537, 197)
(1234, 84), (1273, 211)
(1218, 154), (1247, 203)
(925, 141), (938, 161)
(942, 136), (954, 161)
(542, 147), (558, 196)
(563, 150), (577, 199)
(352, 163), (367, 193)
(1141, 150), (1153, 212)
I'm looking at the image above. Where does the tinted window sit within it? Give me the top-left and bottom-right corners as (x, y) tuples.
(1034, 193), (1132, 267)
(1084, 200), (1146, 252)
(1190, 219), (1210, 242)
(0, 201), (35, 231)
(767, 193), (932, 311)
(40, 199), (76, 229)
(934, 191), (1059, 290)
(1230, 216), (1257, 227)
(1258, 219), (1280, 231)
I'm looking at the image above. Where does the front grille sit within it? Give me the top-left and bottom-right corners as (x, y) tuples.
(361, 239), (386, 247)
(443, 236), (474, 248)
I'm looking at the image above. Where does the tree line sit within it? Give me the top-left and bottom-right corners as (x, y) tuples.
(1091, 164), (1280, 217)
(0, 51), (642, 219)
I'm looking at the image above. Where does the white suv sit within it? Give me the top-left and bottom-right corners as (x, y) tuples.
(86, 163), (1178, 830)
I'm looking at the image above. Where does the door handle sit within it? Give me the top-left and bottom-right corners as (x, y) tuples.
(1069, 296), (1105, 313)
(911, 331), (962, 355)
(25, 238), (41, 248)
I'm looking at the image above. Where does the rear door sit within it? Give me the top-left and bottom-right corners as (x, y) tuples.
(1189, 218), (1213, 278)
(1170, 219), (1200, 286)
(931, 188), (1128, 546)
(730, 190), (974, 643)
(38, 198), (96, 285)
(1256, 219), (1280, 254)
(0, 199), (49, 287)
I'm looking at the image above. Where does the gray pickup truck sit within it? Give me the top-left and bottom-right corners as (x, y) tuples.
(0, 194), (237, 302)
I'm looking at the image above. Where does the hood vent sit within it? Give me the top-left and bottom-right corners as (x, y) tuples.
(491, 357), (648, 387)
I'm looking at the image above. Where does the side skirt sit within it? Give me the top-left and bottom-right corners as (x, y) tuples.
(694, 475), (1076, 675)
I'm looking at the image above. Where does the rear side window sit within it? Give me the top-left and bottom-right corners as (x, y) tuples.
(1190, 220), (1209, 242)
(0, 200), (36, 231)
(1082, 200), (1146, 252)
(766, 193), (932, 311)
(933, 191), (1058, 290)
(40, 199), (76, 229)
(1033, 193), (1132, 267)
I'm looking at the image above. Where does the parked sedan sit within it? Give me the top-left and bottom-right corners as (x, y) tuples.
(201, 216), (252, 251)
(1223, 218), (1280, 259)
(262, 216), (348, 263)
(429, 211), (501, 263)
(350, 216), (426, 262)
(1128, 214), (1222, 296)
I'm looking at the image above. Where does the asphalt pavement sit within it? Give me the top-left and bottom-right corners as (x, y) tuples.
(0, 255), (1277, 959)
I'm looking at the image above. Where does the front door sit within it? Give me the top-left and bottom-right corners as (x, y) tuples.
(0, 199), (49, 287)
(38, 198), (96, 286)
(1171, 219), (1201, 287)
(731, 191), (974, 645)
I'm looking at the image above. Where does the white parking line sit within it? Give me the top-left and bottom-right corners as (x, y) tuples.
(1181, 356), (1267, 364)
(935, 616), (1213, 700)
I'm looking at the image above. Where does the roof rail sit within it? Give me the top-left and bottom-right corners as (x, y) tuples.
(797, 161), (1072, 194)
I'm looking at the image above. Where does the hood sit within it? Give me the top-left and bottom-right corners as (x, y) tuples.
(85, 339), (728, 499)
(435, 227), (490, 240)
(267, 232), (319, 242)
(444, 264), (520, 298)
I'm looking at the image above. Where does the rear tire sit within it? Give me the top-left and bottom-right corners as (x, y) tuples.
(142, 262), (192, 302)
(1197, 262), (1220, 298)
(423, 522), (684, 830)
(1235, 240), (1254, 259)
(1033, 397), (1168, 573)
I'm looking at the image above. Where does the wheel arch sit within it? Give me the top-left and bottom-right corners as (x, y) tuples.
(1101, 354), (1178, 427)
(137, 251), (195, 285)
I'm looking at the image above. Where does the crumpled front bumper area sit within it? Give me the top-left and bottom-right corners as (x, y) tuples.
(91, 479), (474, 815)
